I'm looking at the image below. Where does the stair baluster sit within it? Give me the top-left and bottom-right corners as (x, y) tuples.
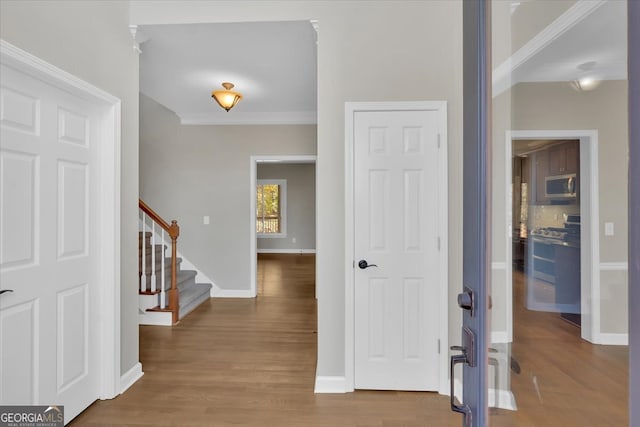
(140, 211), (147, 292)
(150, 220), (157, 293)
(160, 227), (166, 309)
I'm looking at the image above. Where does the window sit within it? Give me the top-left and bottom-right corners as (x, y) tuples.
(256, 179), (286, 237)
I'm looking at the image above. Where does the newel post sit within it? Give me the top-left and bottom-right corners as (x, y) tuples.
(168, 220), (180, 324)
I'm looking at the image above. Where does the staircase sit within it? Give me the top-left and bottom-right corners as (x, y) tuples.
(138, 200), (212, 325)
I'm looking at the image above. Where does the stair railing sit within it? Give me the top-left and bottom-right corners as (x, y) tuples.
(139, 199), (180, 324)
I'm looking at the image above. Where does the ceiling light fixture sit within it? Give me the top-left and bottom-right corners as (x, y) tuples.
(571, 61), (601, 92)
(572, 77), (601, 91)
(211, 82), (242, 112)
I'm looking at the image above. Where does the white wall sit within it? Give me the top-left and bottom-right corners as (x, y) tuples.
(139, 94), (317, 290)
(0, 0), (140, 376)
(131, 0), (464, 380)
(257, 163), (316, 252)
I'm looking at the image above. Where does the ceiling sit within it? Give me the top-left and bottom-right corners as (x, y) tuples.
(136, 1), (626, 126)
(500, 0), (627, 95)
(138, 21), (317, 125)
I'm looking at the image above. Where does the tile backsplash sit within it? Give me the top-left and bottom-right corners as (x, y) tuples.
(529, 204), (580, 228)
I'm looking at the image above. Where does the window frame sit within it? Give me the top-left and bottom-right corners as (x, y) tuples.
(256, 179), (287, 238)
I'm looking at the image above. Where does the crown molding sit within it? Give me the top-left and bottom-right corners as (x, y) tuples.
(179, 111), (317, 125)
(493, 0), (607, 97)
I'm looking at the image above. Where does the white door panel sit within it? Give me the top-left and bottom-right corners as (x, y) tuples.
(0, 63), (99, 423)
(354, 110), (441, 391)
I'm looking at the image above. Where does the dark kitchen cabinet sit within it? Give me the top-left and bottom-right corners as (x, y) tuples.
(534, 150), (549, 203)
(529, 238), (581, 303)
(555, 245), (581, 306)
(529, 140), (580, 205)
(549, 141), (579, 175)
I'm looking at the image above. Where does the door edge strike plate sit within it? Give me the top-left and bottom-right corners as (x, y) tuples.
(457, 286), (475, 317)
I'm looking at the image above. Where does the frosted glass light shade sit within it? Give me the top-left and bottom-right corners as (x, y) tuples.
(211, 82), (243, 112)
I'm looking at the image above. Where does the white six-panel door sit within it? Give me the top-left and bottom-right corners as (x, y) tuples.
(354, 109), (441, 390)
(0, 62), (99, 422)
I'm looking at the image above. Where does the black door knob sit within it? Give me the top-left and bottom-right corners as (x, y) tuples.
(0, 289), (14, 295)
(358, 260), (378, 269)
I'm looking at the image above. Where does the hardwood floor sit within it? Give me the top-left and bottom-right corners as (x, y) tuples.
(72, 254), (459, 426)
(71, 256), (627, 426)
(490, 270), (628, 426)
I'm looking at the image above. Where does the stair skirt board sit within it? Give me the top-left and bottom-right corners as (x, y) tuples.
(179, 283), (212, 318)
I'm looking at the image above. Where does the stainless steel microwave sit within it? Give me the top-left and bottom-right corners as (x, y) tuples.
(545, 173), (577, 199)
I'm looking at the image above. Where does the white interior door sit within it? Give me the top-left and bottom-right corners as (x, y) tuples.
(0, 62), (99, 422)
(354, 109), (442, 390)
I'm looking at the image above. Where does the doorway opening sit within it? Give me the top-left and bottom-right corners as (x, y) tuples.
(505, 130), (600, 343)
(249, 156), (317, 298)
(512, 139), (581, 328)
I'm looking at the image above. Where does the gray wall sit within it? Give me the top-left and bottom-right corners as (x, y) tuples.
(257, 163), (316, 252)
(139, 94), (316, 290)
(131, 1), (465, 379)
(490, 80), (629, 338)
(491, 80), (629, 337)
(0, 1), (140, 376)
(512, 81), (629, 334)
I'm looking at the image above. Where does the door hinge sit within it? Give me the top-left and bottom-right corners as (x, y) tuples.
(438, 339), (441, 354)
(437, 134), (441, 148)
(437, 237), (441, 250)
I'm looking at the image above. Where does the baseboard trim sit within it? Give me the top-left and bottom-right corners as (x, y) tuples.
(597, 333), (628, 345)
(314, 376), (348, 393)
(490, 387), (518, 411)
(209, 282), (221, 297)
(454, 379), (517, 411)
(120, 362), (143, 395)
(491, 331), (511, 344)
(210, 288), (255, 298)
(257, 249), (316, 254)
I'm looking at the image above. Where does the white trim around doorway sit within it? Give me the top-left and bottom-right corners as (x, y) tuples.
(506, 130), (600, 344)
(0, 39), (122, 399)
(249, 155), (317, 298)
(343, 101), (449, 395)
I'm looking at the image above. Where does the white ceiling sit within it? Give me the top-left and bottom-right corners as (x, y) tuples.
(503, 0), (627, 93)
(137, 1), (626, 126)
(138, 21), (317, 125)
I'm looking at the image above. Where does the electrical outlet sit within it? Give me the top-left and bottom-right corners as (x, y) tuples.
(292, 237), (296, 243)
(203, 215), (210, 225)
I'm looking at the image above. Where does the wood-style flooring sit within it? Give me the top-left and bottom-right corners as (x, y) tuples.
(71, 255), (627, 426)
(491, 270), (628, 426)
